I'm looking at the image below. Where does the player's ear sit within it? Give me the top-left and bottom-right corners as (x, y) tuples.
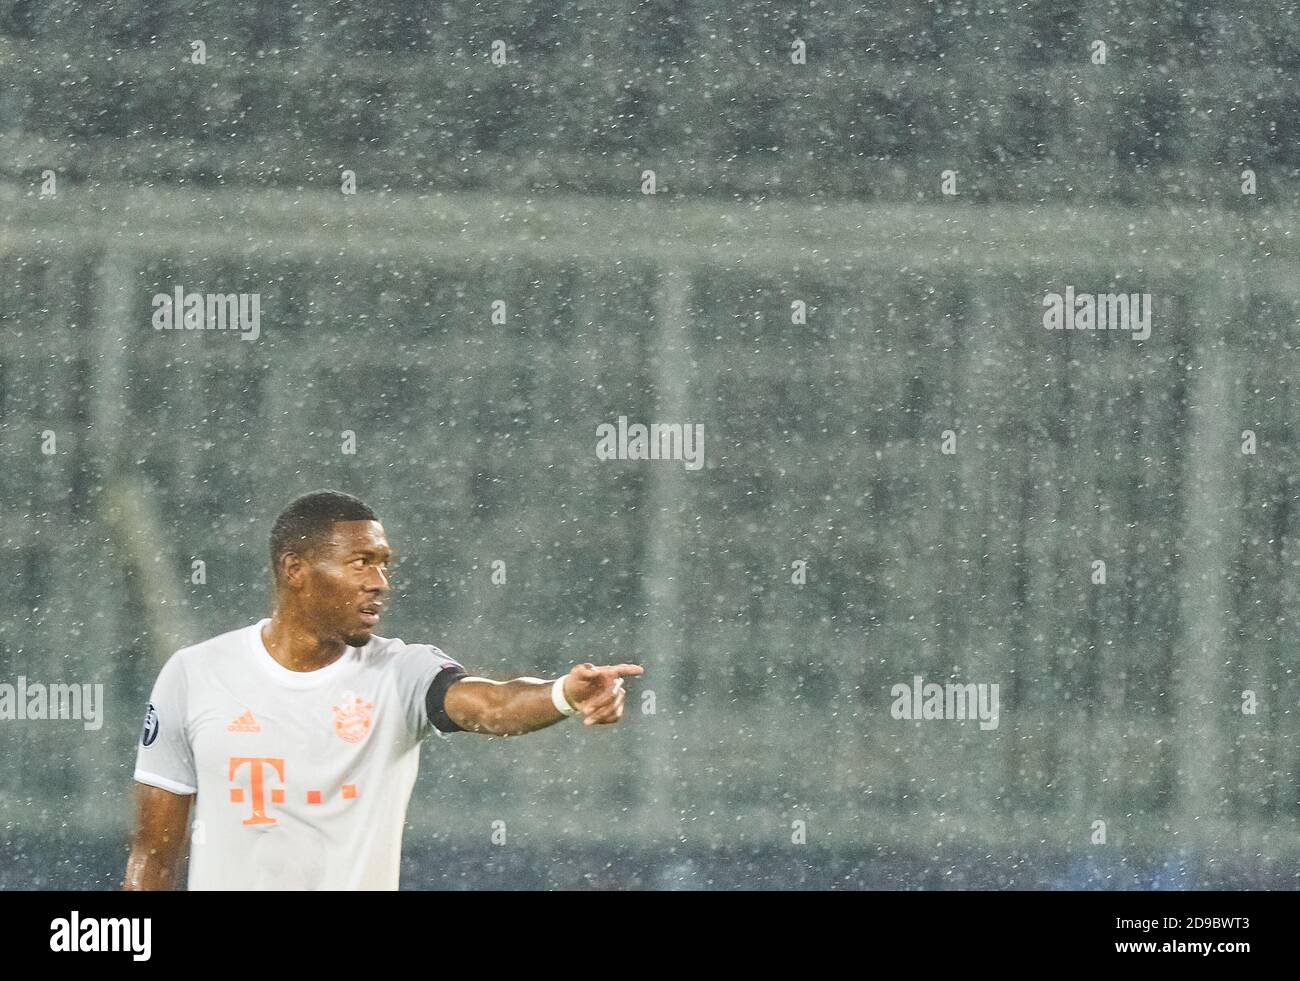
(278, 551), (308, 589)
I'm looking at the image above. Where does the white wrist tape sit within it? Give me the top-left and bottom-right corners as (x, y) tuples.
(551, 676), (579, 717)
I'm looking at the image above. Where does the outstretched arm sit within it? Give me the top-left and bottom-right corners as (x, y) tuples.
(442, 662), (643, 736)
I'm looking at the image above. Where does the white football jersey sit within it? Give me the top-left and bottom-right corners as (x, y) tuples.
(134, 619), (465, 890)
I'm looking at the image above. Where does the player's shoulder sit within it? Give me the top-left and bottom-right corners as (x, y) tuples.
(364, 634), (463, 672)
(167, 620), (262, 669)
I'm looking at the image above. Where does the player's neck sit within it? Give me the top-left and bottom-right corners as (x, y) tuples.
(261, 613), (348, 673)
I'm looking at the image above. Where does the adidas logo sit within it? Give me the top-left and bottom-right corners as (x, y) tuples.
(226, 710), (261, 733)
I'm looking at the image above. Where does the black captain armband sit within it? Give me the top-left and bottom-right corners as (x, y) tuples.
(425, 666), (469, 734)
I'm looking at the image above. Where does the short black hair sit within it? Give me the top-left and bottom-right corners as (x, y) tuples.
(269, 490), (378, 579)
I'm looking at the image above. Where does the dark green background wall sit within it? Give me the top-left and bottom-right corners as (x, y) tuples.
(1, 4), (1298, 888)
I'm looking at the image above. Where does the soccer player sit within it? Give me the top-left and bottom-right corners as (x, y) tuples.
(123, 490), (642, 890)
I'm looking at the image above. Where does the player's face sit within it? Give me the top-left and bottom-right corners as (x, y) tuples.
(305, 520), (392, 647)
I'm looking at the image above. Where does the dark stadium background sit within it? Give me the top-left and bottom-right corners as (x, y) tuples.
(1, 1), (1298, 889)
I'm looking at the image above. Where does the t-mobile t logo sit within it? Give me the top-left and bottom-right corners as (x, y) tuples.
(228, 757), (285, 825)
(228, 757), (360, 824)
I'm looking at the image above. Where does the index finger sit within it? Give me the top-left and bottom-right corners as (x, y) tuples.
(598, 664), (644, 678)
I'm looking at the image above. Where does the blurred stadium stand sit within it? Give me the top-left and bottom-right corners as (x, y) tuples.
(0, 1), (1298, 888)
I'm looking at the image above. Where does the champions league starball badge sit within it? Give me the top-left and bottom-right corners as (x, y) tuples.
(140, 703), (159, 747)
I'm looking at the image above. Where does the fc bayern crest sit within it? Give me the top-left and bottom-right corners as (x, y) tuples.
(332, 692), (374, 743)
(140, 703), (159, 747)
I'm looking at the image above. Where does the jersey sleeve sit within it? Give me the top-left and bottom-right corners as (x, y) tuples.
(400, 644), (467, 742)
(133, 651), (198, 795)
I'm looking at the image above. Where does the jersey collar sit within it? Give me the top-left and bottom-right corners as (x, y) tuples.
(248, 618), (361, 689)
